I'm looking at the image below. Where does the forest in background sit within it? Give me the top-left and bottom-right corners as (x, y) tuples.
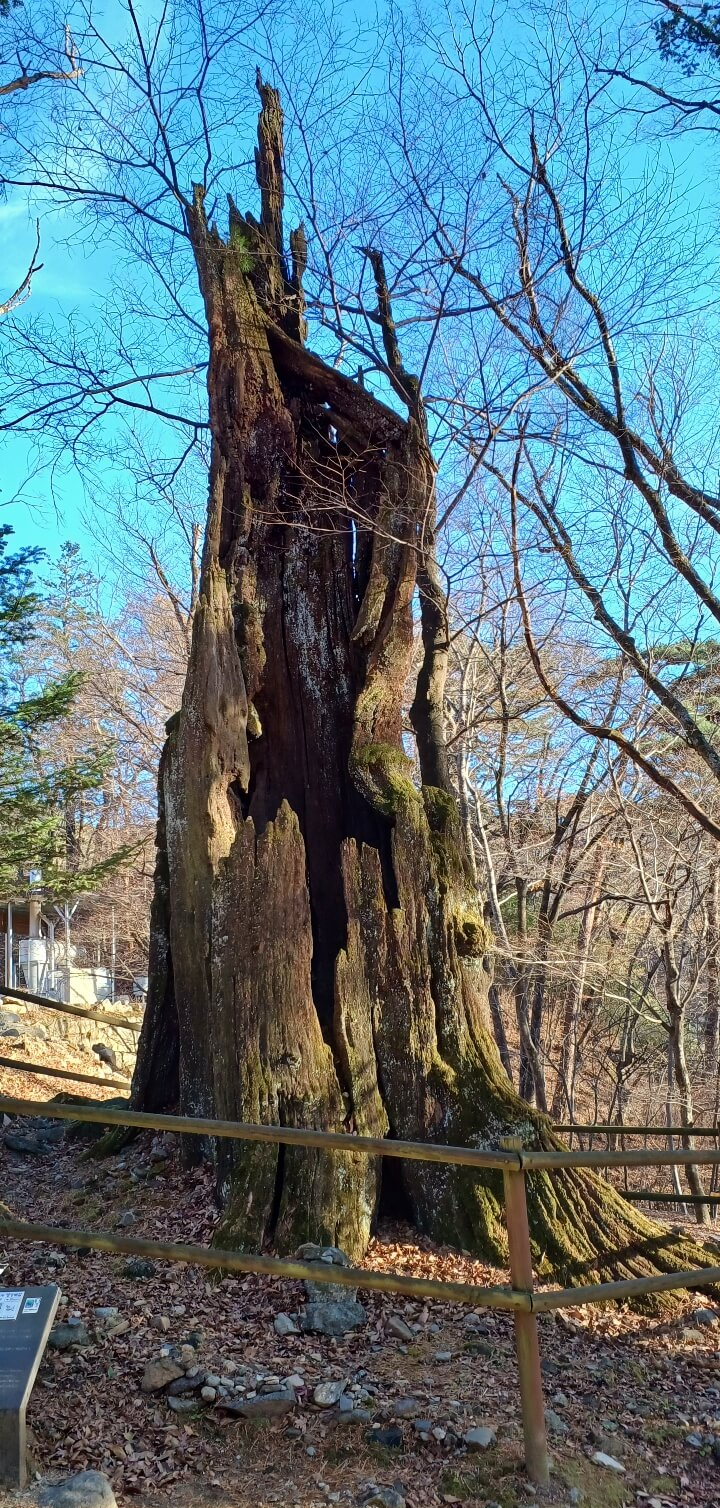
(19, 528), (720, 1140)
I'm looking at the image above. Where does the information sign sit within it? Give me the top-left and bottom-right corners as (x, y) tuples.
(0, 1284), (60, 1487)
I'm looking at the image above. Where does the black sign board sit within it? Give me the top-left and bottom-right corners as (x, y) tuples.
(0, 1284), (60, 1487)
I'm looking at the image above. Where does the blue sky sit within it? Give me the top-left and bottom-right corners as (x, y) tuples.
(3, 0), (720, 642)
(2, 212), (111, 555)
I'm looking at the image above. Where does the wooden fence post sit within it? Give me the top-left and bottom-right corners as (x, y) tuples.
(501, 1137), (550, 1487)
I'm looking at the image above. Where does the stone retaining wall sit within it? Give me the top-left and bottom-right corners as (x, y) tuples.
(0, 995), (143, 1079)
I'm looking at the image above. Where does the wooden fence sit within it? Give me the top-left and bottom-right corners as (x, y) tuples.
(553, 1121), (720, 1208)
(4, 1091), (720, 1485)
(0, 982), (141, 1032)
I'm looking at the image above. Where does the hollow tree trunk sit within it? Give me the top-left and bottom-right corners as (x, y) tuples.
(132, 76), (718, 1298)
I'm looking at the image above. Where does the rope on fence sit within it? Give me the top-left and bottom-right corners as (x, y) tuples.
(0, 1055), (130, 1091)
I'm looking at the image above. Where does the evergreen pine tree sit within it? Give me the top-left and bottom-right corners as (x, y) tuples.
(0, 526), (124, 899)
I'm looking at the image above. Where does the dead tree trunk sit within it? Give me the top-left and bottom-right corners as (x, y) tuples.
(132, 77), (718, 1297)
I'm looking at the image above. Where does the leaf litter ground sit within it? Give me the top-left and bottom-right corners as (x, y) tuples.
(1, 1062), (720, 1507)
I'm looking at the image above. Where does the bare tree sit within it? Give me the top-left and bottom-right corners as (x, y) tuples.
(369, 1), (720, 843)
(0, 21), (81, 313)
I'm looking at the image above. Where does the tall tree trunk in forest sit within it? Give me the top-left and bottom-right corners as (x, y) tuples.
(664, 937), (709, 1224)
(514, 877), (547, 1108)
(453, 718), (514, 1082)
(551, 847), (608, 1120)
(131, 76), (718, 1297)
(704, 870), (720, 1077)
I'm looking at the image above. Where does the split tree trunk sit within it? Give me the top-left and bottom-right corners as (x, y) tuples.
(132, 77), (718, 1300)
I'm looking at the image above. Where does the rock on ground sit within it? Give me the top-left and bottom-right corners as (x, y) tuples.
(591, 1450), (625, 1472)
(141, 1356), (184, 1392)
(4, 1132), (46, 1154)
(694, 1307), (720, 1327)
(391, 1399), (419, 1417)
(463, 1425), (497, 1450)
(368, 1427), (403, 1449)
(297, 1243), (357, 1305)
(545, 1408), (569, 1434)
(313, 1380), (346, 1408)
(359, 1487), (406, 1508)
(122, 1257), (155, 1279)
(48, 1321), (90, 1352)
(38, 1470), (117, 1508)
(301, 1299), (367, 1336)
(387, 1315), (414, 1342)
(273, 1312), (299, 1336)
(167, 1373), (205, 1396)
(220, 1389), (296, 1419)
(92, 1308), (118, 1329)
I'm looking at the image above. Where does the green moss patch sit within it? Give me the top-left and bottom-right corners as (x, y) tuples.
(228, 223), (255, 273)
(560, 1457), (631, 1508)
(439, 1443), (524, 1507)
(351, 743), (422, 818)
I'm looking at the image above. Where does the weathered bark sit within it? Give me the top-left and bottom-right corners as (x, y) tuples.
(130, 729), (179, 1114)
(133, 77), (719, 1301)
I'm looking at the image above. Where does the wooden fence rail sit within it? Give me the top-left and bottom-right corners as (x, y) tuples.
(6, 1097), (720, 1487)
(553, 1123), (720, 1137)
(0, 1095), (519, 1170)
(0, 1217), (526, 1310)
(0, 1056), (129, 1091)
(625, 1190), (720, 1205)
(0, 983), (141, 1033)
